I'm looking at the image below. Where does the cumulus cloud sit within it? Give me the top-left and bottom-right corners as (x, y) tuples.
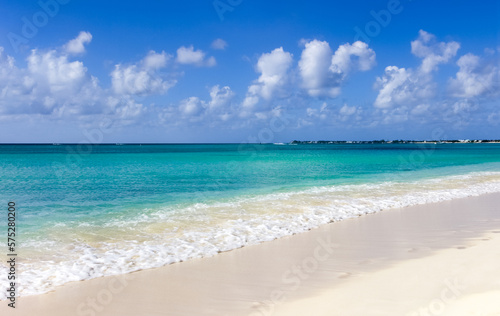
(435, 98), (482, 129)
(303, 102), (365, 127)
(372, 32), (498, 128)
(411, 30), (460, 73)
(3, 29), (499, 136)
(143, 50), (169, 69)
(410, 103), (430, 116)
(211, 39), (228, 50)
(176, 46), (216, 67)
(64, 31), (92, 55)
(299, 40), (375, 98)
(336, 104), (365, 124)
(299, 40), (339, 98)
(162, 85), (235, 126)
(331, 41), (376, 75)
(339, 104), (358, 116)
(374, 66), (435, 109)
(448, 53), (498, 98)
(372, 31), (500, 130)
(451, 98), (479, 115)
(0, 33), (188, 122)
(306, 102), (329, 120)
(0, 47), (93, 115)
(176, 85), (235, 115)
(242, 47), (293, 111)
(0, 52), (33, 115)
(111, 50), (175, 96)
(240, 40), (375, 120)
(208, 85), (234, 110)
(0, 48), (16, 83)
(179, 96), (203, 116)
(374, 30), (458, 109)
(0, 44), (144, 121)
(27, 50), (88, 95)
(1, 38), (235, 128)
(0, 32), (234, 129)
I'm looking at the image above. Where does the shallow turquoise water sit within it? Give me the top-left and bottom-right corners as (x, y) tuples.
(2, 143), (500, 223)
(1, 143), (500, 234)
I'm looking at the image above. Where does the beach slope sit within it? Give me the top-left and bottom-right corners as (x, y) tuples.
(2, 193), (500, 316)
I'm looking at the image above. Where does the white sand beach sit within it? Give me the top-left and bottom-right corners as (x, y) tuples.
(2, 193), (500, 316)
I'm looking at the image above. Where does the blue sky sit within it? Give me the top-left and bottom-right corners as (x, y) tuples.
(0, 0), (499, 142)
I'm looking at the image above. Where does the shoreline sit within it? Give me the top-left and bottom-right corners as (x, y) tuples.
(3, 170), (500, 300)
(2, 192), (500, 315)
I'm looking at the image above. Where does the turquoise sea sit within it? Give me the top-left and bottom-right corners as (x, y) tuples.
(1, 143), (500, 298)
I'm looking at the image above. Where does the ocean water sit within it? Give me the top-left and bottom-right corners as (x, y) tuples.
(1, 143), (500, 299)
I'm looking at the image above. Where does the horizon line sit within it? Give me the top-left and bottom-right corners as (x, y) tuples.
(1, 139), (500, 145)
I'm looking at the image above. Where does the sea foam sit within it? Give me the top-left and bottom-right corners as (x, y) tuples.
(1, 171), (500, 300)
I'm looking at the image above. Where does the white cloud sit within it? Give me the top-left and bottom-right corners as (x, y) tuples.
(176, 46), (216, 67)
(304, 102), (365, 126)
(64, 31), (92, 55)
(380, 107), (409, 125)
(337, 104), (364, 123)
(211, 39), (228, 50)
(411, 104), (430, 116)
(242, 47), (293, 111)
(143, 50), (169, 69)
(0, 48), (92, 115)
(0, 49), (31, 113)
(176, 46), (203, 64)
(375, 66), (411, 108)
(299, 40), (339, 98)
(168, 85), (235, 125)
(27, 50), (88, 94)
(208, 85), (234, 110)
(451, 98), (478, 115)
(179, 96), (203, 116)
(111, 50), (175, 96)
(436, 98), (481, 129)
(373, 30), (500, 129)
(3, 30), (499, 136)
(411, 30), (460, 73)
(306, 102), (329, 120)
(339, 104), (357, 116)
(255, 47), (293, 100)
(331, 41), (376, 75)
(0, 44), (144, 121)
(241, 40), (375, 120)
(374, 30), (457, 109)
(374, 66), (437, 109)
(0, 33), (239, 130)
(448, 53), (498, 98)
(299, 40), (375, 98)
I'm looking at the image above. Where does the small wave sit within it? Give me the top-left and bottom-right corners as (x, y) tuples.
(1, 171), (500, 299)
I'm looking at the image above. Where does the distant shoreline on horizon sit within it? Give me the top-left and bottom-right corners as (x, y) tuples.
(0, 139), (500, 145)
(290, 139), (500, 144)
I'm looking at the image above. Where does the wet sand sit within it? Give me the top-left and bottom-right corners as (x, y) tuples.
(2, 193), (500, 316)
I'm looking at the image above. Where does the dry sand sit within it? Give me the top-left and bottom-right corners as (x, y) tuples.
(2, 193), (500, 316)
